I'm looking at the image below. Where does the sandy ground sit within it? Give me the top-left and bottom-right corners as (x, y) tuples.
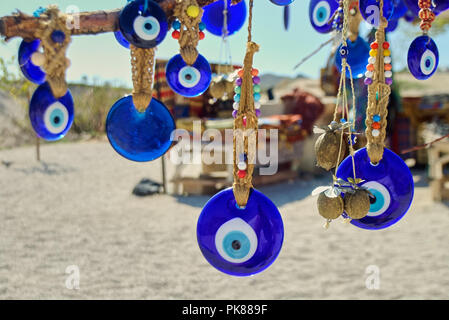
(0, 140), (448, 300)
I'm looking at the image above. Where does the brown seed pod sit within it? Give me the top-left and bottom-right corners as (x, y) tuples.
(317, 190), (344, 220)
(209, 80), (226, 99)
(315, 131), (347, 171)
(344, 189), (371, 219)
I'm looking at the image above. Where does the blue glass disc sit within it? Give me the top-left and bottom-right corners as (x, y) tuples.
(106, 96), (175, 162)
(197, 187), (284, 276)
(359, 0), (394, 27)
(29, 82), (74, 141)
(202, 0), (247, 37)
(391, 0), (408, 19)
(270, 0), (295, 5)
(335, 36), (370, 78)
(18, 39), (46, 84)
(114, 30), (130, 49)
(309, 0), (339, 33)
(404, 0), (449, 16)
(119, 0), (168, 48)
(385, 18), (398, 32)
(336, 147), (414, 230)
(284, 4), (290, 30)
(166, 53), (212, 97)
(407, 35), (439, 80)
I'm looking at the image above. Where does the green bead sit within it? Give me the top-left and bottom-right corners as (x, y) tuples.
(253, 84), (261, 93)
(376, 92), (379, 101)
(234, 86), (241, 94)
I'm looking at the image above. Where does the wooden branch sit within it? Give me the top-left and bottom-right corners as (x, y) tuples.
(0, 0), (242, 41)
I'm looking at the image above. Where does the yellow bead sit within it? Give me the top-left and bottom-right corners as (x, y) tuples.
(383, 49), (391, 56)
(369, 49), (378, 57)
(186, 5), (200, 18)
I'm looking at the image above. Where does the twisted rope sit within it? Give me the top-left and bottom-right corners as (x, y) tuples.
(131, 45), (155, 112)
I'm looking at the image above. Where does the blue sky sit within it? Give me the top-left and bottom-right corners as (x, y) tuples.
(1, 0), (448, 87)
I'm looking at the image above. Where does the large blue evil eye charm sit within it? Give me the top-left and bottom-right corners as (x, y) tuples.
(309, 0), (339, 33)
(336, 148), (414, 230)
(202, 0), (247, 37)
(335, 36), (370, 78)
(119, 0), (168, 48)
(29, 82), (74, 141)
(359, 0), (394, 27)
(385, 18), (398, 32)
(391, 0), (408, 20)
(270, 0), (295, 5)
(106, 96), (175, 162)
(407, 35), (439, 80)
(18, 39), (46, 84)
(166, 54), (212, 97)
(197, 188), (284, 276)
(114, 30), (130, 49)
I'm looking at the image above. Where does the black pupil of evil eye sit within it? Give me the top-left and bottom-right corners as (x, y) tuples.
(185, 73), (192, 80)
(53, 116), (60, 124)
(145, 23), (152, 30)
(232, 240), (241, 250)
(369, 194), (376, 204)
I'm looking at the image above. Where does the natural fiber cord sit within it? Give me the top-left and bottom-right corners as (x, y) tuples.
(131, 45), (155, 112)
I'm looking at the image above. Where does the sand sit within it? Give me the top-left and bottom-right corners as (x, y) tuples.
(0, 140), (448, 299)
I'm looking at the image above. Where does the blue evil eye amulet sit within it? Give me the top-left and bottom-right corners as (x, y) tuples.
(407, 35), (439, 80)
(309, 0), (339, 34)
(202, 0), (247, 37)
(18, 39), (46, 84)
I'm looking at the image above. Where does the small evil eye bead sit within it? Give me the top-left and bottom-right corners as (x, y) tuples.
(368, 57), (376, 64)
(383, 42), (390, 50)
(199, 31), (205, 40)
(233, 102), (239, 110)
(199, 22), (206, 31)
(251, 68), (259, 77)
(253, 92), (261, 101)
(339, 46), (348, 58)
(18, 39), (46, 84)
(235, 78), (242, 86)
(366, 64), (375, 72)
(255, 109), (261, 117)
(340, 118), (347, 123)
(373, 114), (381, 122)
(365, 71), (373, 78)
(370, 42), (379, 50)
(172, 20), (181, 30)
(384, 56), (392, 64)
(372, 129), (380, 137)
(51, 30), (66, 44)
(364, 77), (373, 85)
(385, 78), (393, 85)
(234, 94), (241, 102)
(385, 70), (393, 78)
(372, 122), (381, 129)
(29, 82), (74, 141)
(237, 162), (247, 170)
(252, 76), (261, 85)
(119, 0), (168, 48)
(383, 49), (391, 56)
(384, 64), (392, 71)
(172, 30), (180, 39)
(234, 86), (241, 94)
(253, 84), (261, 93)
(232, 110), (238, 118)
(238, 170), (247, 179)
(369, 49), (377, 57)
(186, 5), (200, 18)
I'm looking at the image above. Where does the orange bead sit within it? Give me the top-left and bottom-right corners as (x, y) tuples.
(366, 64), (375, 72)
(238, 69), (244, 77)
(251, 68), (259, 76)
(384, 63), (392, 71)
(372, 122), (381, 129)
(370, 42), (378, 50)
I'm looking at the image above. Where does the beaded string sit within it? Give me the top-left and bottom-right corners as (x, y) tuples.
(232, 0), (259, 208)
(418, 0), (436, 34)
(172, 0), (205, 66)
(34, 6), (71, 98)
(364, 0), (391, 164)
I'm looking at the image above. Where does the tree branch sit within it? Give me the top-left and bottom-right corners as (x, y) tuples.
(0, 0), (242, 41)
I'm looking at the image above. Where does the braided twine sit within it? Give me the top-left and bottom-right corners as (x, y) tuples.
(174, 0), (203, 65)
(34, 5), (71, 98)
(131, 45), (155, 112)
(364, 0), (391, 164)
(232, 0), (258, 207)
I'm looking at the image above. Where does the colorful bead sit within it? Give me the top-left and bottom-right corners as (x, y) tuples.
(253, 92), (261, 101)
(242, 116), (247, 127)
(372, 122), (381, 129)
(255, 109), (261, 117)
(364, 77), (373, 85)
(365, 71), (373, 78)
(253, 84), (261, 93)
(172, 20), (181, 30)
(254, 102), (261, 109)
(384, 64), (392, 71)
(384, 56), (392, 64)
(385, 70), (393, 78)
(368, 57), (376, 64)
(372, 129), (380, 137)
(235, 78), (242, 86)
(172, 30), (180, 39)
(385, 78), (393, 85)
(234, 86), (241, 94)
(232, 110), (238, 118)
(238, 170), (246, 179)
(339, 46), (348, 58)
(370, 42), (379, 50)
(51, 30), (66, 43)
(252, 76), (260, 84)
(373, 114), (381, 122)
(237, 162), (247, 170)
(369, 49), (377, 57)
(384, 49), (391, 56)
(186, 5), (200, 18)
(238, 69), (244, 77)
(233, 102), (239, 110)
(251, 68), (259, 76)
(383, 42), (390, 50)
(234, 94), (240, 102)
(366, 64), (375, 71)
(199, 31), (205, 40)
(199, 22), (206, 31)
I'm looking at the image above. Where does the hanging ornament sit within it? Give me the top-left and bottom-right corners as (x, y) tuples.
(314, 121), (348, 171)
(337, 2), (414, 229)
(284, 4), (290, 30)
(29, 82), (74, 141)
(270, 0), (295, 5)
(118, 0), (168, 48)
(232, 67), (262, 119)
(202, 0), (247, 37)
(167, 0), (212, 97)
(317, 187), (345, 220)
(197, 0), (283, 276)
(403, 0), (449, 16)
(407, 0), (439, 80)
(385, 18), (399, 32)
(18, 39), (46, 84)
(391, 0), (408, 19)
(309, 0), (339, 33)
(114, 30), (130, 49)
(106, 2), (175, 162)
(359, 0), (394, 27)
(335, 36), (370, 78)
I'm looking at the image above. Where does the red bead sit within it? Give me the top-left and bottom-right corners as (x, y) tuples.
(370, 42), (379, 50)
(172, 30), (180, 39)
(238, 170), (246, 179)
(237, 69), (244, 77)
(251, 68), (259, 76)
(372, 122), (381, 129)
(198, 31), (205, 40)
(382, 42), (390, 50)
